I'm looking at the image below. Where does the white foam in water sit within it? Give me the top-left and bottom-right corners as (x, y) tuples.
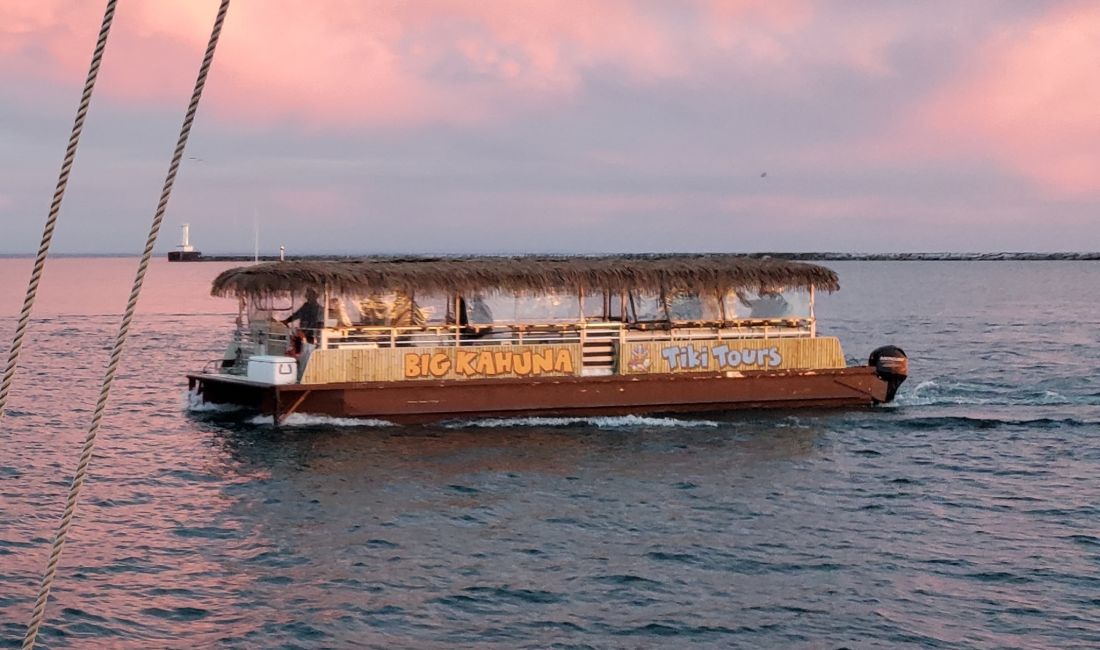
(183, 388), (244, 413)
(896, 380), (1074, 407)
(1037, 390), (1072, 405)
(896, 380), (942, 406)
(898, 379), (1004, 406)
(247, 413), (395, 427)
(445, 415), (721, 429)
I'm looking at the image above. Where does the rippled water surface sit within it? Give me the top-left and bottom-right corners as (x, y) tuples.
(1, 258), (1098, 648)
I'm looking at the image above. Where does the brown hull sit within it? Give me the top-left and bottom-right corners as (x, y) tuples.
(188, 366), (896, 425)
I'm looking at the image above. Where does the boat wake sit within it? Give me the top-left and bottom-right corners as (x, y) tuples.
(897, 380), (1080, 407)
(887, 379), (1098, 430)
(443, 415), (721, 429)
(183, 388), (244, 413)
(247, 413), (396, 427)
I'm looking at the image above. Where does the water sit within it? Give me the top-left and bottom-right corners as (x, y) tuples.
(1, 258), (1098, 648)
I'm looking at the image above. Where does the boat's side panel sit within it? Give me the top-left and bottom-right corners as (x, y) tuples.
(302, 343), (583, 384)
(619, 337), (845, 374)
(297, 337), (847, 385)
(190, 367), (889, 424)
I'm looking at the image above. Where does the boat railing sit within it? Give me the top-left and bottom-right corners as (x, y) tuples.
(209, 327), (295, 375)
(212, 317), (815, 376)
(324, 324), (585, 349)
(320, 318), (814, 350)
(625, 320), (814, 342)
(202, 358), (230, 374)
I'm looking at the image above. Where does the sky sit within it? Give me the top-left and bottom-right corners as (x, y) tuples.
(0, 0), (1097, 255)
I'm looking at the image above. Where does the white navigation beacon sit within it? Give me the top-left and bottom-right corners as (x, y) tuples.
(178, 223), (194, 253)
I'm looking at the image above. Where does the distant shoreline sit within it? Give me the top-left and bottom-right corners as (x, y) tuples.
(1, 252), (1098, 261)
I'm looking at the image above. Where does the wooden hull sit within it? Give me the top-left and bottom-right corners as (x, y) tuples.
(188, 366), (898, 425)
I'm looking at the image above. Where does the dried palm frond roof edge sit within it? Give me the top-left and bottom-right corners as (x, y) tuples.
(210, 254), (840, 297)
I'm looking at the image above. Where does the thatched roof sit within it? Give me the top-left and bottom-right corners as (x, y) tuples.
(210, 255), (839, 298)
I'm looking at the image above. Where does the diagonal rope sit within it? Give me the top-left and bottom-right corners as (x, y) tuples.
(21, 1), (232, 647)
(0, 0), (118, 425)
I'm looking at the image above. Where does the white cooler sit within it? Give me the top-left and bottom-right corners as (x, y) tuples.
(247, 355), (298, 385)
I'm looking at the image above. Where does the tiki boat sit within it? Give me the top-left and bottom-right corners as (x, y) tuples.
(188, 255), (908, 424)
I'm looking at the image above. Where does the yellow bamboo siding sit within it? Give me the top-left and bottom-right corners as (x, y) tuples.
(301, 343), (584, 384)
(619, 337), (846, 375)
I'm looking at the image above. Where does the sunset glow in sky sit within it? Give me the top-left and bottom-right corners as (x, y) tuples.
(1, 0), (1098, 254)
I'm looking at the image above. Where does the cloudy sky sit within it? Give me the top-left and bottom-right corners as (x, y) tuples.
(1, 0), (1097, 255)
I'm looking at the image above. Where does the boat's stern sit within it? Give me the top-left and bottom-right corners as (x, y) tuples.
(188, 372), (278, 413)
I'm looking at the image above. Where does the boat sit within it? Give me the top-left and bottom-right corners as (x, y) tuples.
(187, 255), (908, 424)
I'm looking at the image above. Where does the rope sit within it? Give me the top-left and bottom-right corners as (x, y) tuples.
(0, 0), (118, 425)
(22, 1), (232, 647)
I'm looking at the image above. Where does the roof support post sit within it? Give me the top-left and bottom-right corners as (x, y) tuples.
(454, 294), (461, 346)
(809, 285), (817, 338)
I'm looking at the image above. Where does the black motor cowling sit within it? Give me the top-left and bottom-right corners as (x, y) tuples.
(868, 345), (908, 403)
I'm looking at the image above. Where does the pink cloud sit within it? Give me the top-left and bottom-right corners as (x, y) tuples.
(701, 0), (812, 62)
(0, 0), (834, 128)
(0, 1), (686, 126)
(909, 2), (1100, 197)
(14, 0), (1093, 207)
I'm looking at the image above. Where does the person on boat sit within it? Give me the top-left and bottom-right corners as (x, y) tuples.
(356, 293), (390, 326)
(282, 288), (323, 353)
(391, 291), (425, 328)
(466, 295), (493, 325)
(667, 291), (704, 321)
(451, 294), (494, 339)
(742, 287), (791, 318)
(329, 297), (353, 328)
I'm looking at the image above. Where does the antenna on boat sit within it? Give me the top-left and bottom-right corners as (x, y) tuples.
(252, 208), (259, 263)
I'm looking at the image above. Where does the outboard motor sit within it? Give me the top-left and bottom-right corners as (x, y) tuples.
(868, 345), (908, 403)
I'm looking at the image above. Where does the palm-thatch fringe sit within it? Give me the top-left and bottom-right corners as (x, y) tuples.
(210, 254), (840, 298)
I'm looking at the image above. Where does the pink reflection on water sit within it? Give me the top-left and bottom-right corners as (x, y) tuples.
(0, 258), (240, 318)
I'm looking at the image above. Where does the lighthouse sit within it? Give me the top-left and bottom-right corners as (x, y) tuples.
(167, 223), (202, 261)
